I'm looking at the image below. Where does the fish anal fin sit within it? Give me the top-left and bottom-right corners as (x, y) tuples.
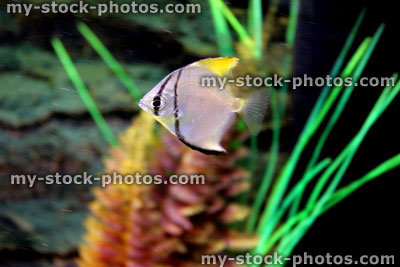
(178, 137), (227, 155)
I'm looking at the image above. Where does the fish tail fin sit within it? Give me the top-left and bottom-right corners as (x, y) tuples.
(239, 89), (270, 134)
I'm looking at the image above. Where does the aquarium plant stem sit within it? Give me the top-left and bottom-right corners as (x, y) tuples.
(247, 0), (302, 234)
(77, 22), (142, 103)
(279, 7), (366, 218)
(292, 8), (366, 127)
(285, 8), (366, 218)
(279, 0), (300, 112)
(212, 0), (255, 52)
(286, 0), (299, 46)
(279, 76), (400, 258)
(246, 89), (280, 233)
(305, 24), (385, 212)
(274, 24), (384, 260)
(287, 37), (372, 219)
(326, 153), (400, 211)
(258, 149), (400, 256)
(249, 158), (331, 255)
(254, 33), (366, 247)
(251, 10), (367, 261)
(258, 77), (400, 266)
(248, 0), (263, 59)
(51, 38), (119, 147)
(208, 0), (235, 56)
(303, 38), (372, 171)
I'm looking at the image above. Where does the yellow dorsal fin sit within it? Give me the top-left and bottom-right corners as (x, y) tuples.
(191, 57), (239, 77)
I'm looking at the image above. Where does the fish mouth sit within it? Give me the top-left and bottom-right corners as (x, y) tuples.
(138, 98), (146, 110)
(138, 98), (152, 114)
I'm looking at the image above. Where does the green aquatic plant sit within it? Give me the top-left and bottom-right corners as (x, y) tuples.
(51, 22), (145, 147)
(208, 1), (299, 218)
(255, 11), (371, 236)
(51, 38), (119, 147)
(248, 0), (263, 60)
(207, 0), (299, 231)
(211, 0), (255, 57)
(209, 0), (298, 62)
(208, 0), (234, 56)
(78, 112), (258, 267)
(51, 1), (400, 266)
(208, 2), (399, 267)
(252, 24), (389, 261)
(77, 22), (142, 103)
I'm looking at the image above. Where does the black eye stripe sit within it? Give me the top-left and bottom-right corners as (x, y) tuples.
(154, 73), (173, 116)
(152, 95), (164, 114)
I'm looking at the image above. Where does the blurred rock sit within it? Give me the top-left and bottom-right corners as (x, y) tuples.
(0, 44), (169, 127)
(0, 199), (87, 255)
(0, 120), (126, 181)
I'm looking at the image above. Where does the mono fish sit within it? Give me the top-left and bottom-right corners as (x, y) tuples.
(139, 57), (269, 155)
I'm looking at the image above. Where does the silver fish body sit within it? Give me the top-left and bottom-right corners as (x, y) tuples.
(139, 57), (268, 155)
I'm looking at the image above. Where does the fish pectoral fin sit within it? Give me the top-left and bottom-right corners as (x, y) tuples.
(191, 57), (239, 77)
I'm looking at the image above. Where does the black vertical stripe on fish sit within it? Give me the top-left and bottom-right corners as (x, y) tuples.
(154, 72), (174, 116)
(173, 69), (183, 137)
(173, 68), (226, 156)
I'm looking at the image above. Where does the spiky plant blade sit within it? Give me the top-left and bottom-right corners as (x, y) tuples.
(305, 24), (385, 213)
(280, 0), (300, 111)
(255, 79), (400, 260)
(279, 76), (400, 258)
(212, 0), (254, 52)
(246, 89), (280, 233)
(326, 153), (400, 210)
(288, 36), (372, 219)
(208, 0), (235, 56)
(274, 24), (385, 260)
(253, 23), (367, 257)
(77, 22), (142, 103)
(51, 38), (119, 147)
(248, 0), (263, 59)
(286, 0), (299, 46)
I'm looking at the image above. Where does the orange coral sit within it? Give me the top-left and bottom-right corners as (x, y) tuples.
(78, 112), (258, 267)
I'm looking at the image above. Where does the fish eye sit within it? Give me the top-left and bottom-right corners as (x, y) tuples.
(152, 95), (165, 111)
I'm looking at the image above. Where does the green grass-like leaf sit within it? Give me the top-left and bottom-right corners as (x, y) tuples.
(288, 36), (372, 219)
(279, 75), (400, 259)
(77, 22), (142, 103)
(51, 38), (119, 147)
(286, 0), (299, 46)
(246, 88), (280, 232)
(327, 153), (400, 210)
(252, 10), (367, 255)
(248, 13), (395, 267)
(248, 0), (263, 59)
(211, 0), (255, 52)
(208, 0), (235, 56)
